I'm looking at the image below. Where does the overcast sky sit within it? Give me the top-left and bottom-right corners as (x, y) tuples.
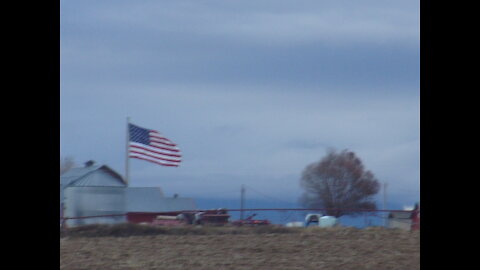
(60, 0), (419, 207)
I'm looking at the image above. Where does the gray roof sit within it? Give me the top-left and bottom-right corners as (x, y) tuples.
(126, 187), (196, 212)
(60, 165), (126, 188)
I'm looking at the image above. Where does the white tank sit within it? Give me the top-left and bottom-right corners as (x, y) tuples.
(318, 216), (338, 227)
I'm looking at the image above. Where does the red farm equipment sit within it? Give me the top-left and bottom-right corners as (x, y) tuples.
(232, 214), (271, 226)
(128, 209), (230, 227)
(193, 209), (230, 226)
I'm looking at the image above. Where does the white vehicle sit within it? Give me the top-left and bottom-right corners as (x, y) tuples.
(305, 213), (338, 228)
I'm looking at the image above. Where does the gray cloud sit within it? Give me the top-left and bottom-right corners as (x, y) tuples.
(62, 0), (419, 46)
(61, 0), (419, 87)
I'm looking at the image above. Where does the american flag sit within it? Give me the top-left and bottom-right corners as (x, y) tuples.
(128, 123), (182, 167)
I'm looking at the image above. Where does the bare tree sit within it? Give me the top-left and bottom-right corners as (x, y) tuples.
(299, 149), (380, 217)
(60, 156), (75, 175)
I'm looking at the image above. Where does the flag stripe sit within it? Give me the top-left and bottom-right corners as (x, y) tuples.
(130, 144), (181, 158)
(149, 132), (175, 142)
(129, 154), (179, 167)
(129, 149), (182, 163)
(149, 137), (177, 147)
(150, 142), (180, 152)
(149, 143), (181, 153)
(130, 141), (180, 154)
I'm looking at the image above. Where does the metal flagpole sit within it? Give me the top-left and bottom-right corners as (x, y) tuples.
(125, 117), (131, 186)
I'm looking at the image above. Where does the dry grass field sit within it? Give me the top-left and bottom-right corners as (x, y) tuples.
(60, 224), (420, 270)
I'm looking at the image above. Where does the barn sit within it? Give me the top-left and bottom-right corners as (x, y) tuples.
(60, 161), (197, 227)
(60, 161), (127, 227)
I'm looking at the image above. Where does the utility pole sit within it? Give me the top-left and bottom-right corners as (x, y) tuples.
(383, 182), (388, 227)
(240, 184), (245, 220)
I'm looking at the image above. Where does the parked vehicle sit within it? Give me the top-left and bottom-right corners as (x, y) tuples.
(232, 214), (271, 226)
(150, 209), (230, 226)
(305, 213), (338, 228)
(194, 209), (230, 226)
(305, 213), (322, 227)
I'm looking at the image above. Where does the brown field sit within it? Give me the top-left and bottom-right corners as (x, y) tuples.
(60, 224), (420, 270)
